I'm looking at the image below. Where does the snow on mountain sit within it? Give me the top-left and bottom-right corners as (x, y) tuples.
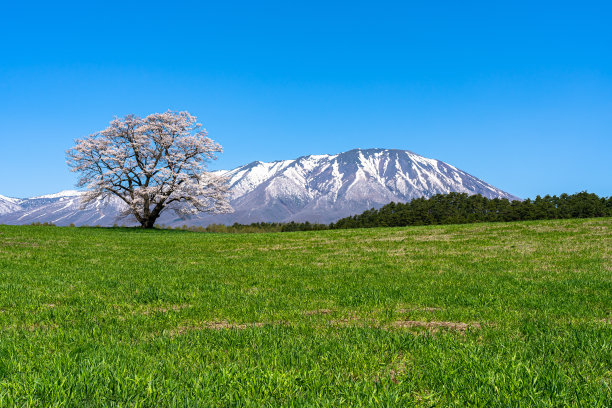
(0, 195), (23, 215)
(31, 190), (82, 199)
(0, 148), (519, 226)
(0, 192), (131, 226)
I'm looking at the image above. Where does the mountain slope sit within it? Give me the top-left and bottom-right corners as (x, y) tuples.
(0, 191), (129, 226)
(0, 148), (518, 226)
(0, 195), (22, 215)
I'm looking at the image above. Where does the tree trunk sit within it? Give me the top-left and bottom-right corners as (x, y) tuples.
(141, 217), (158, 229)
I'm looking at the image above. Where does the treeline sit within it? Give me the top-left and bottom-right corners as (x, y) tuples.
(29, 191), (612, 232)
(331, 191), (612, 229)
(190, 191), (610, 233)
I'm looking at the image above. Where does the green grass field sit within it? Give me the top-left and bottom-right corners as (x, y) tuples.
(0, 218), (610, 407)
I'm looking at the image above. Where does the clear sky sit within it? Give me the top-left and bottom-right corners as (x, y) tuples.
(1, 1), (610, 199)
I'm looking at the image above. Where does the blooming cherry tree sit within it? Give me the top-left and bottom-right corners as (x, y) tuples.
(67, 111), (232, 228)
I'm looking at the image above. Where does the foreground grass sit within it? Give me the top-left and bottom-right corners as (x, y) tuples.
(0, 218), (610, 407)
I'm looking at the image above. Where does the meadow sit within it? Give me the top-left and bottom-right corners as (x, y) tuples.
(0, 218), (610, 406)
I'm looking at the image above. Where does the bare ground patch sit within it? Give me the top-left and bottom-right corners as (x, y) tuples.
(524, 225), (582, 233)
(387, 352), (409, 382)
(0, 239), (41, 248)
(603, 254), (612, 272)
(600, 318), (612, 325)
(389, 320), (480, 334)
(373, 352), (409, 383)
(169, 320), (267, 335)
(412, 234), (453, 242)
(256, 245), (306, 252)
(390, 357), (407, 382)
(303, 309), (334, 316)
(361, 235), (411, 243)
(140, 304), (192, 315)
(396, 307), (443, 313)
(164, 317), (483, 337)
(329, 316), (480, 334)
(27, 323), (59, 331)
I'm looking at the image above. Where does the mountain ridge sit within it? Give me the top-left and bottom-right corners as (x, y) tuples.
(0, 148), (519, 226)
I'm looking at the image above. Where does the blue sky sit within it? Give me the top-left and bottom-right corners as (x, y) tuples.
(1, 1), (610, 198)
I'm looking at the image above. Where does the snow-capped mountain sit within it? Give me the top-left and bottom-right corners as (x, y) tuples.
(0, 148), (519, 226)
(0, 191), (127, 226)
(204, 148), (518, 224)
(0, 195), (23, 215)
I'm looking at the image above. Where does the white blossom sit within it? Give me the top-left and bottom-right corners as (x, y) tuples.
(67, 111), (232, 228)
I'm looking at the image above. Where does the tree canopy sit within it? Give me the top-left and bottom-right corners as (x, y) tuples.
(67, 111), (232, 228)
